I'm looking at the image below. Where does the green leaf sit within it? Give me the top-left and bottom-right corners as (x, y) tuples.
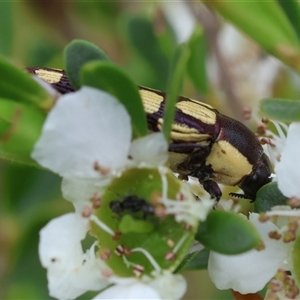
(81, 61), (148, 138)
(260, 98), (300, 122)
(292, 233), (300, 288)
(0, 2), (13, 56)
(204, 1), (300, 72)
(0, 55), (53, 110)
(187, 25), (208, 94)
(163, 43), (190, 141)
(195, 210), (261, 254)
(0, 98), (45, 165)
(277, 0), (300, 41)
(254, 182), (288, 213)
(176, 247), (210, 272)
(126, 16), (170, 90)
(64, 39), (110, 89)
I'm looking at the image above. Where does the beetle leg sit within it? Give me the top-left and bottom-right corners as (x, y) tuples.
(229, 192), (253, 202)
(173, 144), (213, 174)
(202, 180), (222, 201)
(190, 163), (222, 201)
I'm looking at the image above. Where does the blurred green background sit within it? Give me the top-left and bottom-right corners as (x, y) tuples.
(1, 1), (299, 299)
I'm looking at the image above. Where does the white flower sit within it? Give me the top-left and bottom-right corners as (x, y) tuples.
(276, 122), (300, 198)
(31, 86), (169, 210)
(31, 86), (132, 179)
(129, 132), (168, 166)
(208, 213), (290, 294)
(208, 122), (300, 297)
(93, 271), (186, 300)
(39, 213), (112, 300)
(33, 85), (189, 300)
(161, 0), (196, 44)
(61, 177), (108, 213)
(208, 214), (287, 294)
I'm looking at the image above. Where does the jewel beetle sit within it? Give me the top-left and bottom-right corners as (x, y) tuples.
(27, 67), (272, 202)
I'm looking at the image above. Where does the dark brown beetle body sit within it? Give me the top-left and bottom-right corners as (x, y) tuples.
(27, 67), (272, 201)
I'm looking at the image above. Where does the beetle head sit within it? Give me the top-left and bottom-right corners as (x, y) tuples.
(239, 153), (272, 201)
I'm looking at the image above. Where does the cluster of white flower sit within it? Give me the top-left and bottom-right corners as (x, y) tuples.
(31, 73), (300, 300)
(207, 121), (300, 299)
(32, 85), (214, 300)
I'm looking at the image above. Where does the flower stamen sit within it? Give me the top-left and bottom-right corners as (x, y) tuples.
(89, 214), (115, 236)
(131, 247), (161, 272)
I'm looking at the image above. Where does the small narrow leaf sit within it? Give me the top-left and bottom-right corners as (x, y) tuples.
(163, 43), (190, 141)
(254, 182), (288, 213)
(260, 98), (300, 122)
(292, 234), (300, 288)
(176, 248), (210, 272)
(81, 61), (148, 138)
(126, 16), (169, 89)
(196, 210), (261, 254)
(277, 0), (300, 41)
(64, 39), (110, 89)
(0, 56), (52, 110)
(0, 98), (45, 165)
(0, 2), (13, 55)
(187, 25), (208, 94)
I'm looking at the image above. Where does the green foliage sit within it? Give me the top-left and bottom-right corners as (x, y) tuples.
(64, 39), (110, 89)
(125, 16), (170, 90)
(0, 56), (53, 110)
(81, 60), (148, 138)
(254, 182), (288, 213)
(292, 234), (300, 288)
(0, 2), (13, 56)
(260, 98), (300, 122)
(277, 0), (300, 41)
(196, 210), (261, 254)
(163, 43), (190, 141)
(0, 99), (45, 165)
(187, 25), (208, 94)
(204, 0), (300, 73)
(176, 247), (210, 272)
(3, 2), (300, 298)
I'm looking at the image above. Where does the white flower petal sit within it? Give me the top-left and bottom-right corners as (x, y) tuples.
(162, 1), (196, 44)
(276, 122), (300, 198)
(39, 213), (88, 269)
(32, 75), (61, 99)
(129, 132), (168, 166)
(93, 281), (160, 300)
(208, 213), (289, 294)
(32, 86), (132, 178)
(61, 177), (109, 212)
(47, 260), (109, 300)
(39, 213), (110, 300)
(149, 272), (187, 300)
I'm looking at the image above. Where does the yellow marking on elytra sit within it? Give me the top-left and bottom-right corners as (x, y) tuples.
(35, 69), (63, 84)
(171, 123), (199, 134)
(140, 89), (164, 114)
(170, 131), (211, 142)
(205, 139), (252, 185)
(176, 100), (216, 124)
